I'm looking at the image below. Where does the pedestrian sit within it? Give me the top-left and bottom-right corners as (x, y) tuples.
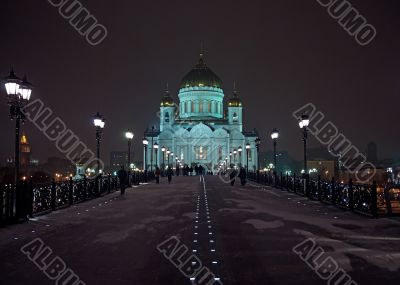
(167, 167), (173, 184)
(230, 169), (237, 186)
(117, 166), (128, 196)
(176, 165), (180, 176)
(189, 167), (193, 176)
(239, 167), (247, 186)
(155, 167), (161, 184)
(199, 165), (204, 176)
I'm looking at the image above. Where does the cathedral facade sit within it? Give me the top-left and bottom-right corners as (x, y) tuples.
(144, 52), (259, 172)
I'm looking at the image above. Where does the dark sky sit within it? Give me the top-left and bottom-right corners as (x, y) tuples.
(1, 0), (399, 165)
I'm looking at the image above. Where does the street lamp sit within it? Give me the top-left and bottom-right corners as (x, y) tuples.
(142, 138), (149, 171)
(150, 126), (155, 172)
(167, 149), (171, 168)
(233, 149), (237, 167)
(299, 114), (310, 176)
(271, 128), (279, 175)
(154, 143), (159, 168)
(125, 130), (134, 185)
(125, 130), (134, 168)
(255, 137), (261, 170)
(238, 146), (243, 167)
(3, 70), (33, 185)
(93, 112), (105, 174)
(246, 143), (251, 173)
(161, 146), (166, 171)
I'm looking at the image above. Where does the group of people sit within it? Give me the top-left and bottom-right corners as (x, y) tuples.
(116, 164), (248, 195)
(229, 167), (247, 186)
(174, 164), (211, 176)
(154, 167), (173, 184)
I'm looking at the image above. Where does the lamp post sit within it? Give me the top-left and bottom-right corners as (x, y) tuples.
(299, 114), (310, 176)
(225, 156), (229, 171)
(229, 152), (232, 167)
(154, 143), (159, 168)
(246, 143), (251, 174)
(238, 146), (243, 167)
(125, 130), (134, 186)
(161, 146), (166, 171)
(255, 137), (261, 170)
(171, 152), (174, 169)
(271, 128), (279, 175)
(167, 149), (171, 168)
(150, 126), (155, 172)
(233, 149), (237, 167)
(3, 70), (33, 185)
(125, 130), (134, 168)
(142, 138), (149, 171)
(93, 112), (105, 174)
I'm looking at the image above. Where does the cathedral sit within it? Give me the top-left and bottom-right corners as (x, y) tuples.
(144, 51), (259, 172)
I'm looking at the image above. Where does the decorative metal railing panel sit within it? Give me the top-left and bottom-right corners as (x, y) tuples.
(246, 171), (395, 217)
(33, 184), (52, 213)
(1, 172), (155, 227)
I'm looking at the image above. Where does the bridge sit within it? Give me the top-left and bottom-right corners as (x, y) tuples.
(1, 175), (399, 285)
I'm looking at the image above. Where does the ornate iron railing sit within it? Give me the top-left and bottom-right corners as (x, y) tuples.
(247, 171), (396, 217)
(1, 171), (156, 227)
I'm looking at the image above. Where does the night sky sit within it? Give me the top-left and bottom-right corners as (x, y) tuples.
(1, 0), (399, 165)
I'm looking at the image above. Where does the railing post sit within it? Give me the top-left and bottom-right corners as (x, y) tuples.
(107, 174), (111, 194)
(293, 173), (297, 194)
(69, 177), (74, 205)
(348, 179), (354, 211)
(27, 180), (34, 218)
(0, 184), (4, 226)
(95, 175), (99, 197)
(371, 181), (378, 218)
(305, 175), (310, 197)
(15, 181), (23, 220)
(83, 176), (87, 201)
(51, 179), (56, 211)
(317, 175), (322, 201)
(331, 177), (336, 205)
(5, 186), (13, 222)
(286, 173), (289, 191)
(383, 184), (393, 216)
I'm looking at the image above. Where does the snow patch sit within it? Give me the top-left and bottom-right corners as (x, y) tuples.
(243, 219), (284, 230)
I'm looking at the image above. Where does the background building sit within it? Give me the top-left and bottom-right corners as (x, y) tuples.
(110, 151), (128, 171)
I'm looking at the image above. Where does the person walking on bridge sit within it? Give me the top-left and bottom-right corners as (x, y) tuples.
(167, 167), (173, 184)
(117, 166), (128, 196)
(239, 167), (247, 186)
(155, 167), (160, 184)
(230, 169), (237, 186)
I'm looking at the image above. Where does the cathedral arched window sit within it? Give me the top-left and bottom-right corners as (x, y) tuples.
(165, 112), (170, 123)
(195, 146), (208, 160)
(199, 100), (203, 113)
(233, 112), (238, 122)
(191, 101), (195, 113)
(208, 101), (212, 113)
(218, 146), (223, 161)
